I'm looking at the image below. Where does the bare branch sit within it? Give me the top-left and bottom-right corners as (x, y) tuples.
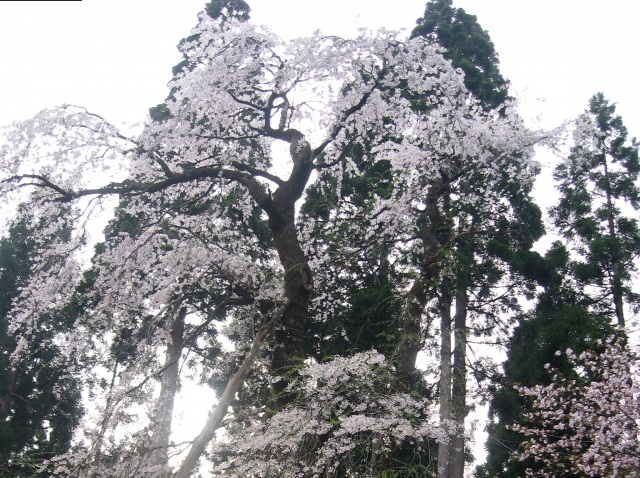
(174, 299), (291, 478)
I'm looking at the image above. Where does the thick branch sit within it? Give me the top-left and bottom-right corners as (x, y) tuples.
(150, 153), (174, 178)
(221, 168), (286, 225)
(312, 83), (377, 160)
(3, 166), (224, 200)
(4, 164), (287, 222)
(231, 160), (285, 186)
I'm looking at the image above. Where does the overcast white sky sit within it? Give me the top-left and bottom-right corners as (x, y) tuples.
(1, 0), (638, 133)
(1, 0), (638, 470)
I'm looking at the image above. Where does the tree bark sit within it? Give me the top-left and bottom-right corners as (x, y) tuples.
(397, 184), (443, 387)
(450, 281), (467, 478)
(437, 286), (452, 478)
(174, 133), (314, 476)
(266, 136), (314, 410)
(150, 307), (186, 475)
(397, 277), (427, 388)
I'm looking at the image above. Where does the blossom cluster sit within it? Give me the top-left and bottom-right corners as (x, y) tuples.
(210, 352), (441, 477)
(512, 338), (640, 477)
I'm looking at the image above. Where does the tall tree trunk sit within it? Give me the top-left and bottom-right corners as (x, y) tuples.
(602, 152), (625, 327)
(397, 184), (443, 387)
(150, 307), (186, 475)
(174, 134), (313, 476)
(397, 277), (427, 388)
(450, 281), (467, 478)
(268, 215), (312, 409)
(437, 286), (452, 478)
(252, 134), (314, 411)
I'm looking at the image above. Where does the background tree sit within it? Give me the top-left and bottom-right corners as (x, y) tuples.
(551, 92), (640, 327)
(480, 92), (639, 477)
(0, 201), (83, 477)
(409, 2), (542, 476)
(411, 0), (509, 109)
(479, 242), (616, 478)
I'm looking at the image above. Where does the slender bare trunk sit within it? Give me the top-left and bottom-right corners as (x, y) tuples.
(437, 287), (452, 478)
(173, 300), (290, 478)
(450, 282), (467, 478)
(150, 307), (186, 475)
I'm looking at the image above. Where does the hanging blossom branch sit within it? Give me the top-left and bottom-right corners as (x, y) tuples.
(511, 337), (640, 477)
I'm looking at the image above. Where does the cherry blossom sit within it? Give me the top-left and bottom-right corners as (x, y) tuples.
(0, 11), (549, 476)
(512, 337), (640, 477)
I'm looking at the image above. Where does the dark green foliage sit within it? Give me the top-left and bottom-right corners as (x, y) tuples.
(479, 243), (616, 478)
(412, 0), (509, 109)
(301, 123), (403, 360)
(551, 93), (640, 326)
(205, 0), (250, 22)
(312, 281), (402, 361)
(481, 94), (640, 475)
(0, 205), (82, 477)
(480, 310), (614, 478)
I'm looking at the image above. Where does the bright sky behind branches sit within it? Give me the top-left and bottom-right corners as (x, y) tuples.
(0, 0), (638, 135)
